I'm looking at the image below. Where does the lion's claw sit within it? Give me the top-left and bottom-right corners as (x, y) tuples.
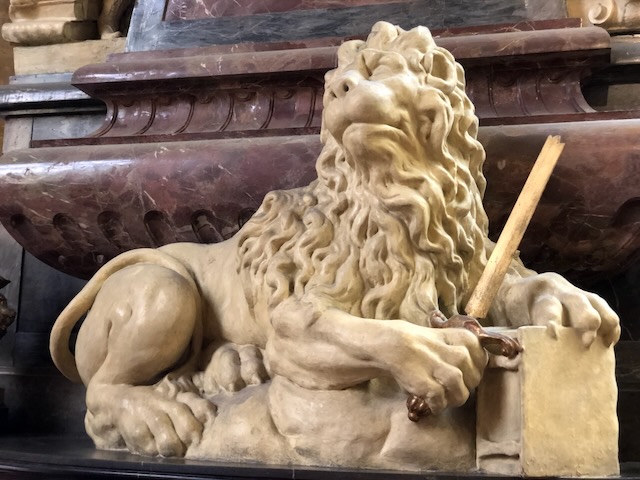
(407, 394), (432, 422)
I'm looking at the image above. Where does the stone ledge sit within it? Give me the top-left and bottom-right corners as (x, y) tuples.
(12, 37), (126, 75)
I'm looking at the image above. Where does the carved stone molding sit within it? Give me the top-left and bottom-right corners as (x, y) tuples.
(47, 25), (606, 147)
(567, 0), (640, 32)
(91, 86), (323, 140)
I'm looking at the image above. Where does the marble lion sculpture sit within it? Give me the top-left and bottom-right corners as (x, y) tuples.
(50, 22), (620, 471)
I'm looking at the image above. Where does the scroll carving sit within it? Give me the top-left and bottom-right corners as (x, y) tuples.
(567, 0), (640, 32)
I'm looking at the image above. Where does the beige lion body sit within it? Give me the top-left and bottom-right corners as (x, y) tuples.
(49, 22), (620, 470)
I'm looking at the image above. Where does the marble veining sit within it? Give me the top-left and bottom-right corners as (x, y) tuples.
(127, 0), (534, 52)
(164, 0), (409, 21)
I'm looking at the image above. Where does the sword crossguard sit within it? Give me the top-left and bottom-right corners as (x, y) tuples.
(406, 310), (523, 422)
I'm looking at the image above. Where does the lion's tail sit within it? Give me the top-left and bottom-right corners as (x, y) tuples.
(49, 248), (202, 384)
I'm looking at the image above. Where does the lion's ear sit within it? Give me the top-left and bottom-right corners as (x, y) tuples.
(367, 21), (402, 49)
(396, 26), (436, 55)
(337, 40), (365, 67)
(423, 49), (457, 94)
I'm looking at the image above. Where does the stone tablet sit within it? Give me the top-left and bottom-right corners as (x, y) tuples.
(477, 326), (618, 477)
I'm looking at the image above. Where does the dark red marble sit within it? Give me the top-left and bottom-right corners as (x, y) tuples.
(64, 27), (607, 144)
(164, 0), (409, 21)
(479, 120), (640, 282)
(433, 18), (581, 37)
(0, 137), (320, 278)
(5, 118), (640, 281)
(76, 26), (607, 87)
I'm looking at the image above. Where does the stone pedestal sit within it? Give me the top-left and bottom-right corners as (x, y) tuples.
(477, 326), (619, 477)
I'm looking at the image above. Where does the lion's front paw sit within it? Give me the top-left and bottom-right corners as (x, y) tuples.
(86, 384), (214, 457)
(195, 343), (270, 395)
(391, 327), (487, 416)
(502, 272), (621, 347)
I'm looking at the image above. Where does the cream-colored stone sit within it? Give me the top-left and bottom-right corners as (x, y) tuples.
(13, 37), (125, 74)
(48, 21), (621, 472)
(567, 0), (640, 32)
(2, 20), (97, 46)
(477, 326), (618, 477)
(8, 0), (100, 22)
(2, 0), (133, 45)
(2, 0), (98, 45)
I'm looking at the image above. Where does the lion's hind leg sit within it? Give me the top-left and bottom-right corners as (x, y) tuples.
(76, 264), (215, 456)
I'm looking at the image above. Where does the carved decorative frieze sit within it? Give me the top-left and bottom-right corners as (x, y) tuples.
(93, 86), (323, 139)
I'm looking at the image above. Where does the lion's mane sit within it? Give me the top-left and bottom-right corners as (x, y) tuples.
(237, 22), (489, 324)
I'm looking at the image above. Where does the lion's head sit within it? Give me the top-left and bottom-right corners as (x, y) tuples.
(238, 22), (489, 324)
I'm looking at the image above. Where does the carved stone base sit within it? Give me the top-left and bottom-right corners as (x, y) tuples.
(477, 326), (619, 477)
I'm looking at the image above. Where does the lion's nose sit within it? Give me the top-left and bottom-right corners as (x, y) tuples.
(331, 72), (360, 98)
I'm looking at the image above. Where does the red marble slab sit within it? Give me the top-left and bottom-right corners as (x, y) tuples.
(3, 117), (640, 281)
(480, 120), (640, 282)
(0, 136), (321, 278)
(76, 26), (607, 87)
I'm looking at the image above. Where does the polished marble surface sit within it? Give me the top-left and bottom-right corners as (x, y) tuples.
(127, 0), (547, 51)
(0, 436), (637, 480)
